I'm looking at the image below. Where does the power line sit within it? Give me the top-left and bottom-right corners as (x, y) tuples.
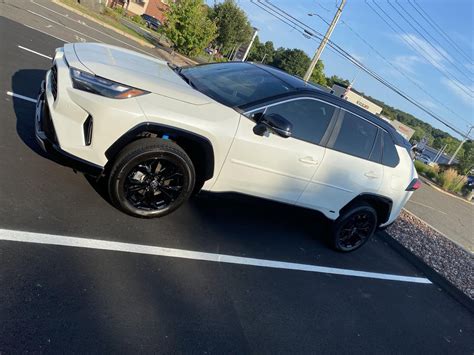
(368, 1), (473, 99)
(309, 8), (470, 124)
(410, 0), (472, 64)
(388, 0), (473, 87)
(250, 0), (468, 138)
(393, 0), (473, 79)
(320, 14), (472, 125)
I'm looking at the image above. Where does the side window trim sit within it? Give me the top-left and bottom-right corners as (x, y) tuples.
(325, 109), (345, 148)
(243, 96), (340, 117)
(369, 128), (383, 164)
(244, 96), (340, 147)
(326, 109), (378, 161)
(381, 130), (401, 167)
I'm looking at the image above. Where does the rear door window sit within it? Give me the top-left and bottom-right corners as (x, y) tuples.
(330, 111), (377, 160)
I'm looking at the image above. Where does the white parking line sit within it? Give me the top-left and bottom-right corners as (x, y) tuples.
(406, 200), (447, 215)
(26, 9), (104, 43)
(6, 91), (37, 103)
(0, 228), (432, 284)
(23, 23), (69, 43)
(18, 45), (52, 60)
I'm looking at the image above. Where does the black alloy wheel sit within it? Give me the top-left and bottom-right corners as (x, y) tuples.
(108, 138), (195, 218)
(123, 158), (184, 212)
(331, 202), (377, 252)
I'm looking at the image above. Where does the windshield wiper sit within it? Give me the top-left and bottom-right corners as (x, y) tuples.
(173, 67), (196, 89)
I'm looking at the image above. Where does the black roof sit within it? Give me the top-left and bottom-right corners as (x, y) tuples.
(184, 61), (408, 147)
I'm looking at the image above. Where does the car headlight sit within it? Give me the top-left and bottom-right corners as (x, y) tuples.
(70, 68), (149, 99)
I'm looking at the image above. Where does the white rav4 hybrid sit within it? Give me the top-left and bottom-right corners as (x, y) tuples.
(35, 43), (420, 252)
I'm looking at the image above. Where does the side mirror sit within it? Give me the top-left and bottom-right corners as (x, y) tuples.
(253, 113), (292, 138)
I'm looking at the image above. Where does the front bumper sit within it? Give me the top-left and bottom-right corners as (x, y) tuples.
(35, 79), (103, 176)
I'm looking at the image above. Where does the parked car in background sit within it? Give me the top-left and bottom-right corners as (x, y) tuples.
(416, 154), (432, 165)
(466, 175), (474, 189)
(35, 43), (420, 252)
(141, 14), (161, 31)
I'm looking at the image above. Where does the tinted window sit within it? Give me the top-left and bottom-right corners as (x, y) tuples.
(332, 112), (377, 159)
(382, 131), (400, 167)
(265, 99), (335, 144)
(180, 63), (293, 107)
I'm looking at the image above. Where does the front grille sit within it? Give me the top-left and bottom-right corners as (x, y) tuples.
(51, 65), (58, 100)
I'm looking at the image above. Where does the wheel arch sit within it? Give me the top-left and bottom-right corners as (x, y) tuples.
(105, 123), (215, 183)
(340, 193), (393, 225)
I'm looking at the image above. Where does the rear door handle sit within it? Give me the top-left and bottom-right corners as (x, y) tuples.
(299, 156), (319, 165)
(364, 171), (379, 179)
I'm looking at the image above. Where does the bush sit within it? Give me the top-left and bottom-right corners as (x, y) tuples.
(131, 15), (146, 26)
(113, 7), (126, 16)
(425, 169), (438, 180)
(414, 160), (427, 174)
(438, 168), (467, 193)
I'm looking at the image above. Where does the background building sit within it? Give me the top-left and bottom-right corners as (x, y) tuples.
(108, 0), (169, 24)
(331, 84), (382, 115)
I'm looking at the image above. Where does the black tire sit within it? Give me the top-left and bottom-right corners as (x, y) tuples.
(330, 202), (377, 252)
(108, 138), (195, 218)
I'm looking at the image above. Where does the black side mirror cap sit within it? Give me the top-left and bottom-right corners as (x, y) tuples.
(255, 113), (292, 138)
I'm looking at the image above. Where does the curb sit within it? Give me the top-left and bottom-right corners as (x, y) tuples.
(378, 230), (474, 314)
(52, 0), (154, 48)
(419, 175), (473, 206)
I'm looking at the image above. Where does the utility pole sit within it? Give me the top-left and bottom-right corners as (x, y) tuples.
(448, 126), (473, 165)
(303, 0), (347, 82)
(243, 28), (259, 61)
(434, 144), (447, 163)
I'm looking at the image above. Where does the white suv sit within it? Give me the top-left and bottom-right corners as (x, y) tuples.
(35, 43), (420, 251)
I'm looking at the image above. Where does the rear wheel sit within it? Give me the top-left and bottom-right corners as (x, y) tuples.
(108, 138), (195, 218)
(330, 202), (377, 252)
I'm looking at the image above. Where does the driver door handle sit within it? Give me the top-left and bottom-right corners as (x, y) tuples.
(364, 171), (379, 179)
(299, 156), (319, 165)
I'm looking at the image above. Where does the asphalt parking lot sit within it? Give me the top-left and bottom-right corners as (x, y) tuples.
(1, 2), (473, 353)
(406, 181), (473, 252)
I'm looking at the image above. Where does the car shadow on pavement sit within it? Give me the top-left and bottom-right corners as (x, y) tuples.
(11, 69), (74, 170)
(12, 69), (48, 156)
(188, 190), (332, 248)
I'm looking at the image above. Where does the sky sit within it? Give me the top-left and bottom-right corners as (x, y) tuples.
(208, 0), (474, 139)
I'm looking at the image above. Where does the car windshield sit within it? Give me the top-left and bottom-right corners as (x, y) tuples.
(178, 63), (295, 107)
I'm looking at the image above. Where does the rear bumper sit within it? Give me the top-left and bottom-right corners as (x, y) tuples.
(35, 79), (103, 177)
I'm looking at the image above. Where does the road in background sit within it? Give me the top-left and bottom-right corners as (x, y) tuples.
(406, 182), (473, 252)
(0, 3), (473, 353)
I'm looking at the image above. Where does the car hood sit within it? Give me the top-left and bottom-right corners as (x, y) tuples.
(67, 43), (211, 105)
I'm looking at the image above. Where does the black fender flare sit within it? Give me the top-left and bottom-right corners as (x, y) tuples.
(105, 122), (215, 180)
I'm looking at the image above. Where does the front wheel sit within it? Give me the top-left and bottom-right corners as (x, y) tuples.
(330, 202), (377, 252)
(108, 138), (195, 218)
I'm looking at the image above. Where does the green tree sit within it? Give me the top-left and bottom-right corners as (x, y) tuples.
(271, 48), (310, 77)
(247, 36), (275, 63)
(326, 75), (350, 88)
(210, 0), (253, 55)
(310, 60), (327, 86)
(458, 141), (474, 173)
(270, 48), (326, 86)
(161, 0), (217, 56)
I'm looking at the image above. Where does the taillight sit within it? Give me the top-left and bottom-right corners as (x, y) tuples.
(406, 178), (421, 191)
